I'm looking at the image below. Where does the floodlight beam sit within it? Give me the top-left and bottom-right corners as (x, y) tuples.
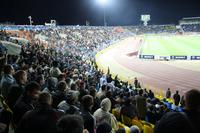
(98, 0), (108, 6)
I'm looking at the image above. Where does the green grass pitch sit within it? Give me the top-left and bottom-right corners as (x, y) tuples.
(140, 35), (200, 56)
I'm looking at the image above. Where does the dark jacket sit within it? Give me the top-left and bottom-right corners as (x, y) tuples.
(15, 104), (62, 133)
(155, 112), (196, 133)
(184, 110), (200, 133)
(81, 108), (95, 133)
(6, 84), (24, 110)
(120, 104), (137, 119)
(52, 91), (67, 109)
(13, 95), (35, 126)
(173, 93), (180, 106)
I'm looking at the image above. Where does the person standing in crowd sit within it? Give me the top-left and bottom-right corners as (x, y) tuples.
(50, 60), (62, 78)
(148, 90), (154, 99)
(89, 87), (100, 114)
(120, 98), (138, 119)
(173, 90), (180, 106)
(42, 77), (58, 94)
(5, 70), (28, 111)
(183, 89), (200, 133)
(96, 85), (107, 102)
(100, 74), (107, 87)
(52, 81), (68, 108)
(155, 89), (200, 133)
(94, 98), (119, 131)
(134, 77), (138, 88)
(135, 89), (147, 120)
(81, 95), (95, 133)
(13, 81), (41, 127)
(0, 64), (15, 98)
(14, 70), (28, 90)
(15, 92), (63, 133)
(56, 115), (89, 133)
(166, 88), (171, 99)
(57, 91), (80, 115)
(96, 122), (112, 133)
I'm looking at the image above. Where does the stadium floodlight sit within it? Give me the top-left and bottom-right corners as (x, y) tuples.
(97, 0), (109, 26)
(98, 0), (108, 6)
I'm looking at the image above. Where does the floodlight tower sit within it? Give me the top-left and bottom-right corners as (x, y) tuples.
(98, 0), (108, 26)
(28, 16), (33, 25)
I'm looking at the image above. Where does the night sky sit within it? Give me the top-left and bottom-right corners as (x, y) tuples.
(0, 0), (200, 26)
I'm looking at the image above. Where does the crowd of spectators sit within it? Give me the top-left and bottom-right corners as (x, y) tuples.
(125, 25), (177, 34)
(0, 25), (199, 133)
(181, 24), (200, 32)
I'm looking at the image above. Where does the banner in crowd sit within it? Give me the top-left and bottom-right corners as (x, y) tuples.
(0, 41), (21, 55)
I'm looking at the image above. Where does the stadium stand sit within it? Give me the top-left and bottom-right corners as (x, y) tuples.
(0, 25), (199, 133)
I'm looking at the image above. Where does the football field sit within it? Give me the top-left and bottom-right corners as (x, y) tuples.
(140, 35), (200, 56)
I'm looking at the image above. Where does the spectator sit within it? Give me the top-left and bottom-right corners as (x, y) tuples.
(15, 92), (62, 133)
(134, 77), (138, 88)
(94, 98), (119, 131)
(166, 88), (171, 99)
(155, 89), (200, 133)
(0, 64), (15, 98)
(173, 90), (180, 106)
(183, 89), (200, 133)
(57, 115), (88, 133)
(89, 87), (100, 114)
(130, 125), (140, 133)
(81, 95), (95, 133)
(100, 75), (107, 87)
(120, 98), (138, 119)
(14, 70), (27, 90)
(154, 112), (194, 133)
(13, 81), (41, 127)
(52, 81), (67, 108)
(96, 122), (112, 133)
(6, 85), (23, 110)
(58, 91), (80, 115)
(135, 89), (147, 120)
(97, 85), (107, 101)
(148, 90), (154, 99)
(35, 75), (45, 89)
(50, 61), (62, 78)
(42, 77), (58, 94)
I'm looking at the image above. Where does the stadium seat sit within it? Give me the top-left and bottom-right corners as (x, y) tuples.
(143, 125), (154, 133)
(121, 115), (132, 127)
(141, 120), (154, 133)
(118, 122), (130, 133)
(112, 109), (121, 121)
(141, 120), (154, 128)
(132, 119), (143, 132)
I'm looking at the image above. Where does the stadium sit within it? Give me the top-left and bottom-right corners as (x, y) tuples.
(0, 0), (200, 133)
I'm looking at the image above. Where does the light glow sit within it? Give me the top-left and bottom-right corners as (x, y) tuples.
(97, 0), (108, 6)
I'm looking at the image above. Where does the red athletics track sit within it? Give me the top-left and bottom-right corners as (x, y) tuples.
(107, 37), (200, 96)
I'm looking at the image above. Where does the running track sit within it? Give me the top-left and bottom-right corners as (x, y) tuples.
(96, 37), (200, 96)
